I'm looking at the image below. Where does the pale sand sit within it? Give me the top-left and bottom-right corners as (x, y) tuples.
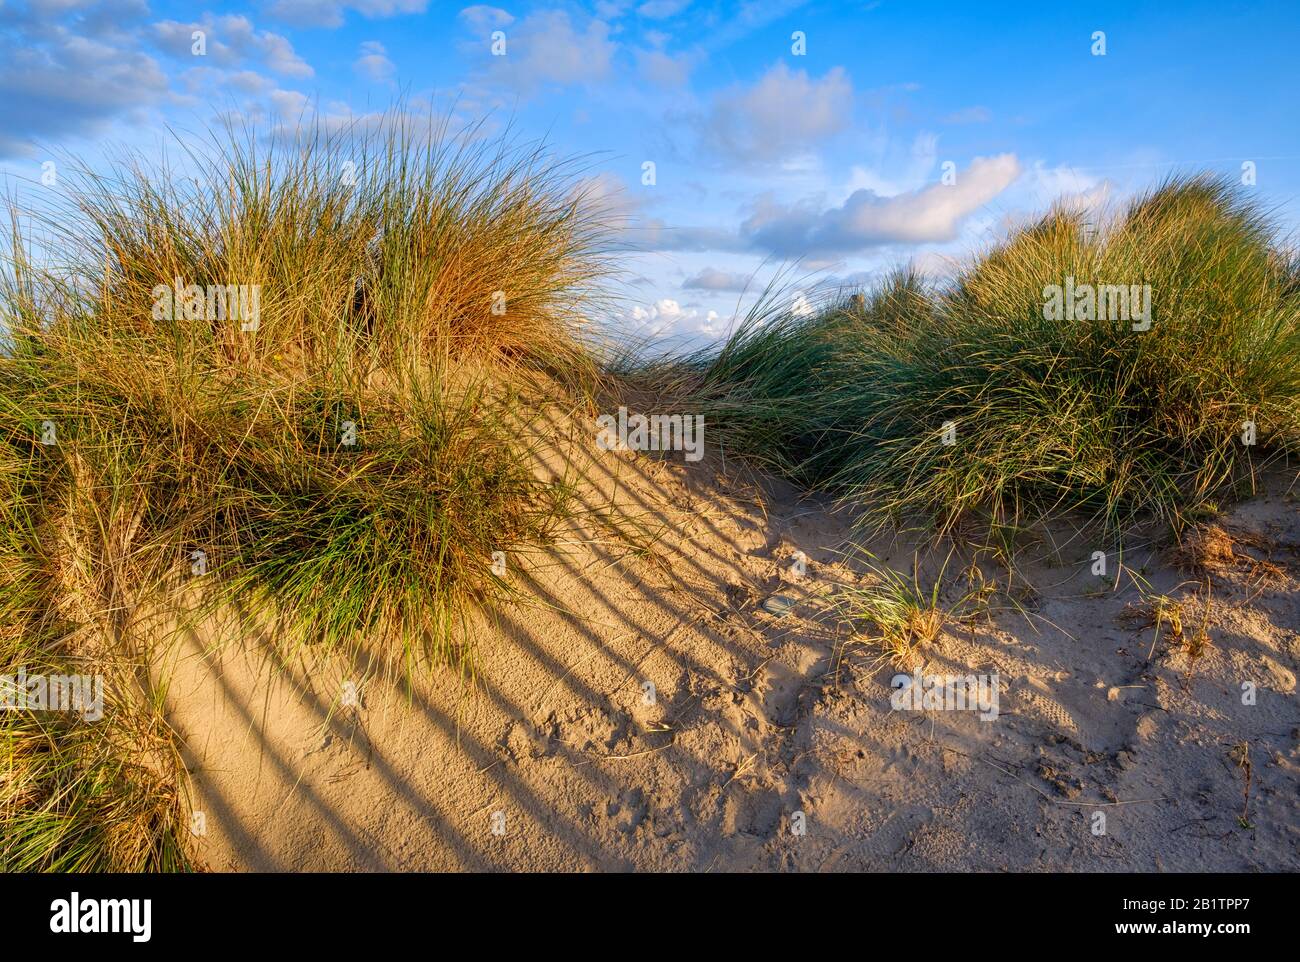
(159, 429), (1300, 871)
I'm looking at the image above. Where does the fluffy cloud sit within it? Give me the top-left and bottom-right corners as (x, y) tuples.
(269, 88), (311, 121)
(637, 47), (694, 87)
(264, 0), (429, 29)
(623, 298), (722, 338)
(152, 15), (313, 77)
(458, 5), (514, 31)
(739, 154), (1022, 256)
(227, 70), (277, 94)
(630, 156), (1023, 258)
(571, 171), (646, 232)
(637, 0), (691, 18)
(843, 132), (939, 198)
(701, 63), (853, 163)
(463, 9), (615, 90)
(594, 0), (634, 17)
(354, 40), (395, 81)
(682, 268), (753, 292)
(0, 0), (167, 156)
(1017, 161), (1111, 216)
(909, 251), (961, 279)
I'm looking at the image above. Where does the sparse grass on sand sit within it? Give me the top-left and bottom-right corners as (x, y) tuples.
(0, 111), (611, 870)
(829, 552), (991, 670)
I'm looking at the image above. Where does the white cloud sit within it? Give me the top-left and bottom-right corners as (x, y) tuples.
(636, 47), (694, 87)
(623, 298), (721, 338)
(740, 153), (1022, 256)
(1057, 181), (1112, 216)
(909, 250), (961, 280)
(595, 1), (634, 18)
(0, 1), (168, 156)
(634, 156), (1022, 258)
(696, 309), (724, 336)
(269, 88), (311, 121)
(264, 0), (429, 29)
(981, 161), (1116, 237)
(354, 40), (395, 81)
(227, 70), (275, 94)
(1022, 162), (1099, 198)
(682, 267), (753, 292)
(152, 15), (313, 77)
(637, 0), (690, 18)
(458, 5), (514, 31)
(572, 171), (642, 223)
(466, 9), (615, 90)
(843, 132), (938, 199)
(702, 62), (853, 163)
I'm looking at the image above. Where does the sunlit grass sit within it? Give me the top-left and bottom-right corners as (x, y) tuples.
(664, 174), (1300, 536)
(0, 108), (612, 870)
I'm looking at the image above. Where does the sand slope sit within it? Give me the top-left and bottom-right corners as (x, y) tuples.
(162, 430), (1300, 871)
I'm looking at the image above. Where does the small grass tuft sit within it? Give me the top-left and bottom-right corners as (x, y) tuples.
(829, 551), (987, 670)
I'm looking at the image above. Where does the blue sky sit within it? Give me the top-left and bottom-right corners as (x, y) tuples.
(2, 0), (1297, 343)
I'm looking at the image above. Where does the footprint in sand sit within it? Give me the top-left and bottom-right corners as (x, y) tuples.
(1017, 688), (1081, 736)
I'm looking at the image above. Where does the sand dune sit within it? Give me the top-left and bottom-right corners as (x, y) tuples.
(164, 430), (1300, 872)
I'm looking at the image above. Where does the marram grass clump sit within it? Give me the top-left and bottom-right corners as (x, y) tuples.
(0, 112), (612, 869)
(679, 174), (1300, 536)
(2, 111), (611, 660)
